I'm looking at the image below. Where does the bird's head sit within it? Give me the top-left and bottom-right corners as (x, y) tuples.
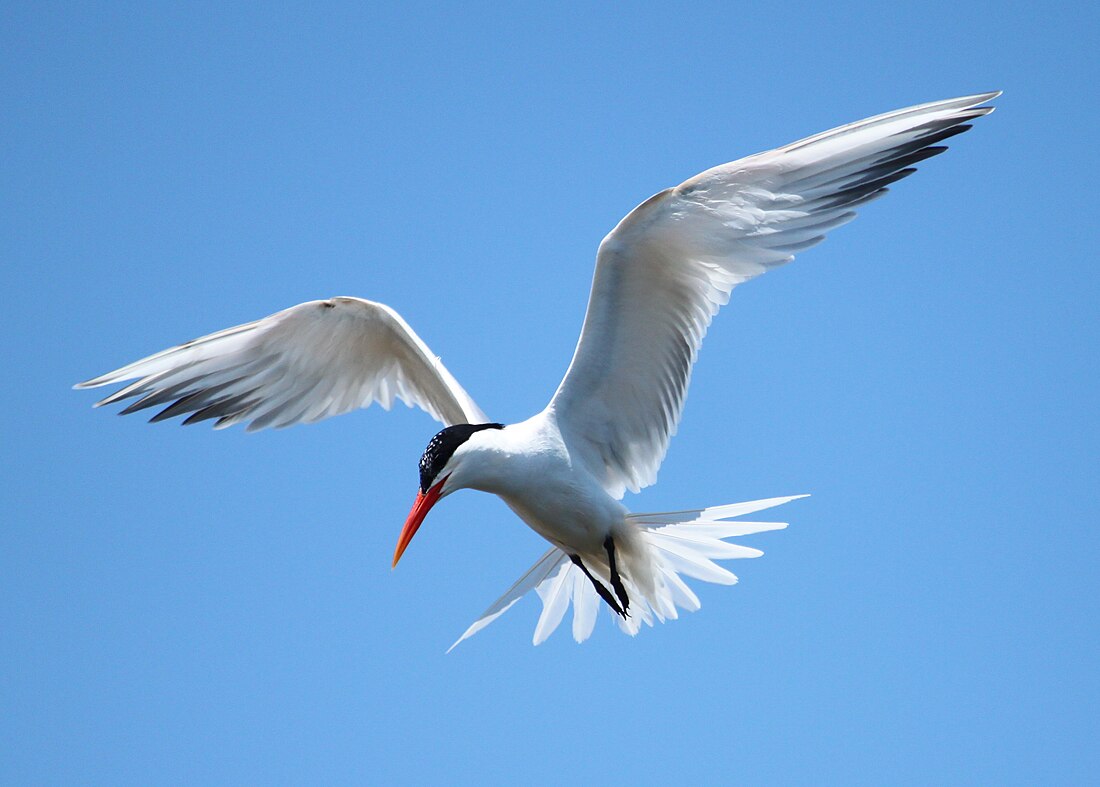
(392, 422), (505, 568)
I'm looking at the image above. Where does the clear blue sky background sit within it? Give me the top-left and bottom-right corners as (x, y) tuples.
(3, 2), (1097, 784)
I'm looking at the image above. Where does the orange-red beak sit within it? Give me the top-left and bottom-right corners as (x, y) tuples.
(392, 477), (446, 568)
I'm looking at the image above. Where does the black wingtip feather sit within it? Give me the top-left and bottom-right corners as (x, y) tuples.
(807, 168), (915, 211)
(181, 390), (261, 427)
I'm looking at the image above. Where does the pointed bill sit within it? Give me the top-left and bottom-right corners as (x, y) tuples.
(392, 478), (446, 568)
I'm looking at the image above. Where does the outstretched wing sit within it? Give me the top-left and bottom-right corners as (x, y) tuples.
(75, 296), (486, 430)
(549, 92), (998, 498)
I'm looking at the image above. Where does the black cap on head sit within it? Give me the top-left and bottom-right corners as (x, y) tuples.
(418, 423), (504, 492)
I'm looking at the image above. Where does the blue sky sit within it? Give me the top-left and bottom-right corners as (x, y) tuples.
(3, 2), (1097, 784)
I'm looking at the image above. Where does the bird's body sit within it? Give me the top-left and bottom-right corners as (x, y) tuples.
(448, 414), (626, 554)
(76, 92), (999, 648)
(446, 413), (663, 624)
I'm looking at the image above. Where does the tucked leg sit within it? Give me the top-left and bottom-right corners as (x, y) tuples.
(603, 535), (630, 614)
(569, 554), (626, 618)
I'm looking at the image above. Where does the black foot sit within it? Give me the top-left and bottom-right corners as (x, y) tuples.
(570, 554), (626, 618)
(603, 534), (630, 614)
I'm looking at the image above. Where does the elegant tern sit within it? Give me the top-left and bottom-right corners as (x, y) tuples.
(76, 92), (998, 648)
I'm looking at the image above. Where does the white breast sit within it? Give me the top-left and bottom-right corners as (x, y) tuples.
(456, 413), (629, 554)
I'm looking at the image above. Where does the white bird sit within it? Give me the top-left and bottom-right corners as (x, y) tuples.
(76, 92), (998, 649)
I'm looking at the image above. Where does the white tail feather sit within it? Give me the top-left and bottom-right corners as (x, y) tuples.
(446, 494), (806, 651)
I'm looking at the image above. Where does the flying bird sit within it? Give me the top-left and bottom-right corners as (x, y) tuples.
(76, 92), (998, 649)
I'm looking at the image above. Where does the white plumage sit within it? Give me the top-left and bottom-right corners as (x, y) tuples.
(449, 495), (805, 652)
(75, 297), (485, 429)
(76, 92), (998, 648)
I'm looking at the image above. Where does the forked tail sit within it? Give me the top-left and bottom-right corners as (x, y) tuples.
(447, 494), (807, 651)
